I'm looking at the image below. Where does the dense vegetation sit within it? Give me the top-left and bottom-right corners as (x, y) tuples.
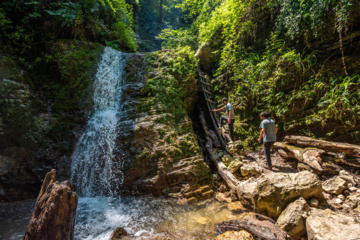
(1, 0), (360, 150)
(160, 0), (360, 148)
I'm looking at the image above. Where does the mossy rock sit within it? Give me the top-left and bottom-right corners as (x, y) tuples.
(0, 56), (27, 83)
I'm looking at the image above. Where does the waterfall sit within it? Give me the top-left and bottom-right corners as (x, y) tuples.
(70, 47), (127, 196)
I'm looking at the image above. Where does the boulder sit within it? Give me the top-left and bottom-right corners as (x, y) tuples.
(24, 169), (78, 240)
(110, 227), (127, 240)
(215, 230), (254, 240)
(225, 140), (244, 155)
(236, 179), (258, 207)
(240, 164), (262, 177)
(322, 176), (348, 194)
(344, 192), (360, 209)
(306, 209), (360, 240)
(195, 42), (217, 73)
(275, 197), (310, 238)
(253, 171), (322, 218)
(224, 157), (243, 174)
(339, 170), (357, 186)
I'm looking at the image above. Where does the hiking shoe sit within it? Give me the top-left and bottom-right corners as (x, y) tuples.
(263, 164), (272, 170)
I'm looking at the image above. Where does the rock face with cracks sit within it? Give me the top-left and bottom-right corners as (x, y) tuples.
(253, 171), (322, 218)
(275, 197), (310, 238)
(24, 169), (78, 240)
(322, 176), (348, 194)
(306, 209), (360, 240)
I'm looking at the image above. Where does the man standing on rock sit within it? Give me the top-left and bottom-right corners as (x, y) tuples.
(210, 97), (235, 143)
(258, 111), (277, 169)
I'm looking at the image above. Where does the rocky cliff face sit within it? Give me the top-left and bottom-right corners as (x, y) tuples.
(0, 56), (49, 201)
(117, 51), (213, 203)
(0, 46), (213, 203)
(0, 41), (104, 201)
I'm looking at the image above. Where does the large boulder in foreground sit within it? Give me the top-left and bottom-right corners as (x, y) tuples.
(253, 171), (322, 218)
(275, 197), (310, 238)
(24, 169), (78, 240)
(306, 209), (360, 240)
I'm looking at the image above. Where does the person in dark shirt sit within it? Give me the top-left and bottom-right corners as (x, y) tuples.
(258, 111), (277, 169)
(210, 97), (235, 143)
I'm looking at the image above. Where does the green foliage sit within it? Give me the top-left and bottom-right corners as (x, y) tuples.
(43, 40), (104, 112)
(318, 74), (360, 125)
(163, 0), (360, 146)
(157, 27), (197, 50)
(0, 0), (137, 69)
(274, 0), (354, 39)
(144, 49), (198, 121)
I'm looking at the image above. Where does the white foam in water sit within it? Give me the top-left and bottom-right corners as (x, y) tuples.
(74, 197), (173, 240)
(70, 47), (127, 196)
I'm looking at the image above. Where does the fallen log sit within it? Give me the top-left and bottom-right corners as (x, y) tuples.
(215, 214), (291, 240)
(274, 142), (324, 172)
(205, 137), (239, 190)
(274, 142), (343, 174)
(284, 135), (360, 157)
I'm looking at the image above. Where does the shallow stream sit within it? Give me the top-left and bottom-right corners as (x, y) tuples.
(0, 197), (246, 240)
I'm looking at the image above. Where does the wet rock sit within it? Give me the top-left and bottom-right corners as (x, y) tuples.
(306, 209), (360, 240)
(253, 171), (322, 218)
(227, 201), (247, 211)
(215, 192), (232, 203)
(24, 169), (78, 240)
(275, 197), (310, 238)
(240, 164), (262, 177)
(110, 227), (127, 240)
(322, 176), (348, 195)
(344, 192), (360, 209)
(215, 230), (254, 240)
(0, 56), (28, 83)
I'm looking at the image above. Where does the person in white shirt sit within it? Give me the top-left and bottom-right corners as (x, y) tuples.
(210, 97), (235, 143)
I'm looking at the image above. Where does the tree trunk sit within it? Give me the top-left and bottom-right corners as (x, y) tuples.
(284, 135), (360, 157)
(158, 0), (163, 23)
(274, 142), (344, 174)
(273, 142), (325, 172)
(215, 215), (292, 240)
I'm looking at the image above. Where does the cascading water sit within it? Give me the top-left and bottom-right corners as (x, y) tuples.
(1, 47), (248, 240)
(70, 47), (127, 196)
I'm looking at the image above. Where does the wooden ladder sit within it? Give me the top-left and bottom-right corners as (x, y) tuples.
(198, 69), (231, 146)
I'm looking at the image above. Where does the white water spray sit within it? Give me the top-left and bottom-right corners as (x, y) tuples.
(70, 47), (127, 196)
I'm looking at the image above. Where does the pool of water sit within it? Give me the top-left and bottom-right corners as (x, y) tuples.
(0, 197), (247, 240)
(0, 199), (35, 240)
